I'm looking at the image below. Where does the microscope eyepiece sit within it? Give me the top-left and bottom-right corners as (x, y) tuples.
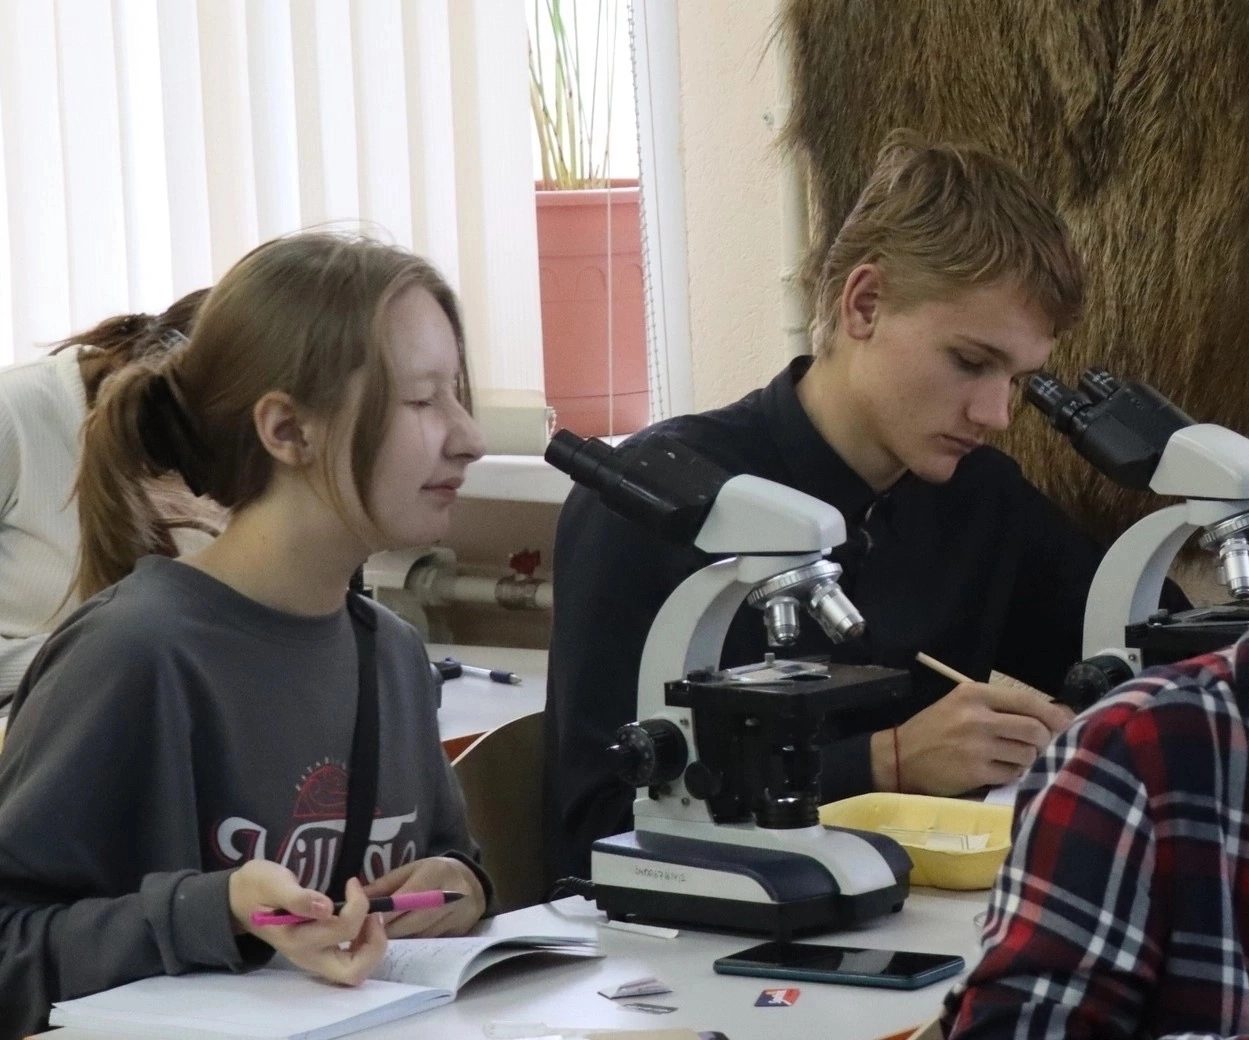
(544, 428), (734, 544)
(1024, 373), (1089, 436)
(1078, 368), (1121, 402)
(1023, 372), (1067, 414)
(544, 429), (614, 488)
(1025, 368), (1196, 492)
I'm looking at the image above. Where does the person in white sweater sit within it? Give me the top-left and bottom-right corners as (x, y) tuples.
(0, 292), (211, 704)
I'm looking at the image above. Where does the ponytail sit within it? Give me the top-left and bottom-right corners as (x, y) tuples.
(52, 287), (211, 407)
(73, 360), (211, 600)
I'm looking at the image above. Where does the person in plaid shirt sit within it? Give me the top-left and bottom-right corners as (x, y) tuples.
(943, 633), (1249, 1039)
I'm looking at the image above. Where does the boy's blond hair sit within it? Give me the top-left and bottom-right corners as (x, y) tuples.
(810, 129), (1085, 355)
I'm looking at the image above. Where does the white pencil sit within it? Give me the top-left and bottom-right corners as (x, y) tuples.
(915, 651), (1057, 703)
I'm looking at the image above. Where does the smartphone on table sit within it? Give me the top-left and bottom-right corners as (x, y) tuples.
(713, 940), (965, 990)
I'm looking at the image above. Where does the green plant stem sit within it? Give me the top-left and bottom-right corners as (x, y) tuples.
(529, 0), (613, 189)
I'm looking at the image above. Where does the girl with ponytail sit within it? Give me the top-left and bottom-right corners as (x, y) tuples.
(0, 231), (490, 1038)
(0, 290), (212, 703)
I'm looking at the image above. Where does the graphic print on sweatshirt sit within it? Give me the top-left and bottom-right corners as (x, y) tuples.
(210, 758), (419, 890)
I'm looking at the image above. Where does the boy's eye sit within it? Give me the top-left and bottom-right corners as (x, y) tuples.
(951, 351), (988, 374)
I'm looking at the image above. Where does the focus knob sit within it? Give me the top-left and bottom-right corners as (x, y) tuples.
(1062, 654), (1135, 712)
(607, 719), (687, 788)
(683, 759), (723, 801)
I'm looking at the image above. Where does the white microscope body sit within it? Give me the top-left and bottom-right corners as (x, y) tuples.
(1084, 424), (1249, 670)
(544, 430), (911, 938)
(1027, 369), (1249, 701)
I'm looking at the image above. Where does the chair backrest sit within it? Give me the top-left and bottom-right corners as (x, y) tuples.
(451, 710), (546, 913)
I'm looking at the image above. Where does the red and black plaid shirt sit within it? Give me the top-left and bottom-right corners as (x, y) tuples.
(944, 635), (1249, 1039)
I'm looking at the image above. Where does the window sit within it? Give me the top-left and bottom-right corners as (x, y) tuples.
(0, 0), (692, 450)
(0, 0), (545, 452)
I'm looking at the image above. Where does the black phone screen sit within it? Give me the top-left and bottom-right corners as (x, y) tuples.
(714, 941), (964, 988)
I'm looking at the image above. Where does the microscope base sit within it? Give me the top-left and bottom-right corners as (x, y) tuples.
(590, 830), (909, 940)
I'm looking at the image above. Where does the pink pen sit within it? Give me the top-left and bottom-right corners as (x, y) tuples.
(251, 888), (463, 927)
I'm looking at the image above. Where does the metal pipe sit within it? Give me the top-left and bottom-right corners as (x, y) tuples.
(438, 574), (554, 611)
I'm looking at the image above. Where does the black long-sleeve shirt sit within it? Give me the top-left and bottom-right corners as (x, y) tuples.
(544, 358), (1129, 880)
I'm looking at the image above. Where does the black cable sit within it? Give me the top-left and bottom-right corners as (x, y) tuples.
(547, 876), (596, 902)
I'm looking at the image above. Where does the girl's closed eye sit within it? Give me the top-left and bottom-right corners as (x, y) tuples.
(405, 377), (458, 410)
(404, 383), (439, 408)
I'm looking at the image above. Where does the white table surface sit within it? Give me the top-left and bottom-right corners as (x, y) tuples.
(429, 644), (548, 744)
(410, 890), (987, 1040)
(37, 889), (989, 1040)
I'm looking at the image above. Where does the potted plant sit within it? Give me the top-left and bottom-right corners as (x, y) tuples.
(528, 0), (647, 437)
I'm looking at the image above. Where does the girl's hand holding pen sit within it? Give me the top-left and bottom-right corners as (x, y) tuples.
(229, 861), (386, 986)
(363, 855), (487, 939)
(251, 888), (464, 926)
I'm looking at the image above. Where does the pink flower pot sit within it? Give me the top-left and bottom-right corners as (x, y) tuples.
(536, 183), (648, 437)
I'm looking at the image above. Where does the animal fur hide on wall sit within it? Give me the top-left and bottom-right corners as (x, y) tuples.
(779, 0), (1249, 548)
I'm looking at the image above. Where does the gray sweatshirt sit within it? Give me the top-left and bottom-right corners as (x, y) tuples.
(0, 555), (485, 1038)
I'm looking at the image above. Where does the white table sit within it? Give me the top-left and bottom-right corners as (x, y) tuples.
(37, 889), (987, 1040)
(429, 644), (547, 757)
(417, 891), (986, 1040)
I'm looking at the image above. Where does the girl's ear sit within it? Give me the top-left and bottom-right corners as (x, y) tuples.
(841, 263), (883, 342)
(253, 391), (317, 467)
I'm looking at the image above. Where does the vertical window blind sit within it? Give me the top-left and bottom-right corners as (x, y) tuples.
(0, 0), (549, 452)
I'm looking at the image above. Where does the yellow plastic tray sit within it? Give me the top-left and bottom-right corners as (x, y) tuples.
(819, 792), (1013, 890)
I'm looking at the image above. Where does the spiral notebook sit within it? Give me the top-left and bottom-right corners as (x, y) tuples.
(47, 933), (599, 1040)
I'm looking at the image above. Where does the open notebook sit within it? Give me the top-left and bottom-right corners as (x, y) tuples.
(48, 933), (599, 1040)
(368, 932), (599, 995)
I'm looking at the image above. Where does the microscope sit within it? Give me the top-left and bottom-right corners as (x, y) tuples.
(545, 430), (912, 940)
(1026, 369), (1249, 707)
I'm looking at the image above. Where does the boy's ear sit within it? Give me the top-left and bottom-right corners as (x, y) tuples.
(253, 391), (316, 467)
(841, 263), (883, 341)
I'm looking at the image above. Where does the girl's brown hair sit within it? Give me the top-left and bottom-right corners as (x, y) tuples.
(74, 231), (469, 600)
(51, 288), (210, 407)
(810, 129), (1085, 355)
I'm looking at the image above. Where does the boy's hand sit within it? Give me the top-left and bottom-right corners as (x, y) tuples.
(871, 682), (1075, 794)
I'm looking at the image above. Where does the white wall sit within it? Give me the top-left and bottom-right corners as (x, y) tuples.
(676, 0), (793, 411)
